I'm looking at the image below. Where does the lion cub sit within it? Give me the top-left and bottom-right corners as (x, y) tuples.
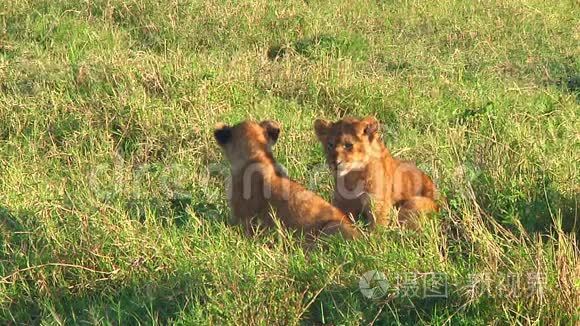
(314, 117), (438, 229)
(214, 120), (360, 240)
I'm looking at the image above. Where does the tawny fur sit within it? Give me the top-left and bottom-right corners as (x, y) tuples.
(214, 120), (360, 240)
(314, 116), (438, 229)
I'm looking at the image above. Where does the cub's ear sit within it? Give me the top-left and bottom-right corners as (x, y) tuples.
(214, 124), (232, 146)
(361, 116), (379, 139)
(260, 120), (280, 144)
(314, 119), (332, 141)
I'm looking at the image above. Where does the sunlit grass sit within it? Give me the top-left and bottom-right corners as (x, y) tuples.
(0, 0), (578, 324)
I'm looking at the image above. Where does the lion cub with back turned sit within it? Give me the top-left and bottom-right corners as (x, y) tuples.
(315, 117), (438, 229)
(214, 120), (360, 240)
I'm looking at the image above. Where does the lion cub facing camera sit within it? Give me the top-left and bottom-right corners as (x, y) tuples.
(214, 120), (360, 240)
(314, 117), (439, 229)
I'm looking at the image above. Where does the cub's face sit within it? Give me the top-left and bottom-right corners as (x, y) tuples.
(214, 120), (280, 165)
(314, 117), (380, 176)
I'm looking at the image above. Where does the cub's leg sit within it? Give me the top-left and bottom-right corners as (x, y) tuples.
(235, 210), (270, 237)
(239, 215), (258, 236)
(360, 194), (392, 229)
(331, 193), (364, 222)
(396, 196), (438, 230)
(318, 220), (362, 240)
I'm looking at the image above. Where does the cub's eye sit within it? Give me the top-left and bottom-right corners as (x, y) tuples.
(327, 142), (334, 150)
(344, 142), (353, 150)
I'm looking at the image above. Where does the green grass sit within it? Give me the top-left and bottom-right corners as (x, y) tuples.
(1, 0), (578, 324)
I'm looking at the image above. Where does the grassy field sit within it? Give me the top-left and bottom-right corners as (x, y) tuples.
(1, 0), (578, 324)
